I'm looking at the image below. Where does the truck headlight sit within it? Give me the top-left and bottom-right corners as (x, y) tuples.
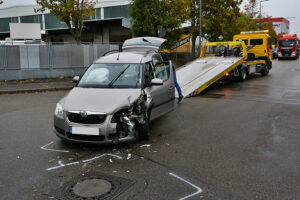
(54, 103), (64, 119)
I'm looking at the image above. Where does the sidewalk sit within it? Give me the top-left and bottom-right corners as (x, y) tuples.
(0, 78), (75, 95)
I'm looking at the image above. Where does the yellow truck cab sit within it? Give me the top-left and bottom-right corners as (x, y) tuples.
(233, 30), (273, 66)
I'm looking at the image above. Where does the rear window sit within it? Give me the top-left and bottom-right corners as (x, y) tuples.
(250, 39), (263, 45)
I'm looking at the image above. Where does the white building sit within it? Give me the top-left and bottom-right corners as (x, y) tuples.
(265, 18), (290, 35)
(0, 1), (132, 43)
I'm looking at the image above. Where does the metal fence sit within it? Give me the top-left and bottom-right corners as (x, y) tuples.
(0, 43), (120, 80)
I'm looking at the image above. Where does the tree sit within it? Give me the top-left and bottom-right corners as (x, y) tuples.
(0, 1), (3, 4)
(262, 21), (277, 42)
(35, 0), (96, 43)
(186, 0), (242, 57)
(244, 0), (258, 19)
(129, 0), (189, 47)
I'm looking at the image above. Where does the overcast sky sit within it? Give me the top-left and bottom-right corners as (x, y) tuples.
(1, 0), (300, 34)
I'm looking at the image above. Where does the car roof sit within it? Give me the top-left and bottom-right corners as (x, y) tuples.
(94, 51), (155, 64)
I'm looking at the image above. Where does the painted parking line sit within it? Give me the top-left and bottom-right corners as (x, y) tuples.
(41, 141), (69, 153)
(169, 172), (203, 200)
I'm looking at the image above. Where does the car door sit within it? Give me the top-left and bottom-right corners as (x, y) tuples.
(146, 54), (175, 120)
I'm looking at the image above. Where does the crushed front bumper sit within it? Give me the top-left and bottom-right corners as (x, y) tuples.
(54, 113), (136, 144)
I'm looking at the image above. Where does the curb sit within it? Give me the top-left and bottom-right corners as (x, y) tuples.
(0, 86), (73, 95)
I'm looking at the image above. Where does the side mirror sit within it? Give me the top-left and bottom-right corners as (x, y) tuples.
(73, 76), (80, 83)
(151, 78), (163, 86)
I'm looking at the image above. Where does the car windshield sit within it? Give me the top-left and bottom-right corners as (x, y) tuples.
(78, 63), (142, 88)
(279, 40), (295, 47)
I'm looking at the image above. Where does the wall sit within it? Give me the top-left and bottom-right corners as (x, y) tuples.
(0, 43), (120, 80)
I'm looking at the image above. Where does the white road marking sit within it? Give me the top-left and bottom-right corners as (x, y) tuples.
(47, 161), (79, 171)
(82, 154), (122, 163)
(169, 172), (203, 200)
(41, 141), (69, 153)
(127, 153), (132, 160)
(46, 154), (122, 171)
(140, 144), (151, 148)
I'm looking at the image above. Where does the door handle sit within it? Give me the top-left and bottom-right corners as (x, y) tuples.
(169, 86), (174, 90)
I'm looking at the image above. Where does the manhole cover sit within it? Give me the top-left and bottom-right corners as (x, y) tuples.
(61, 174), (134, 200)
(72, 179), (112, 198)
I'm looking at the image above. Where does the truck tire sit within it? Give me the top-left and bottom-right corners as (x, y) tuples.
(238, 66), (247, 82)
(137, 118), (149, 140)
(261, 64), (269, 76)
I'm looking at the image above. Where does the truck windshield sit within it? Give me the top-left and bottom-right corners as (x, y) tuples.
(279, 40), (295, 47)
(78, 63), (142, 88)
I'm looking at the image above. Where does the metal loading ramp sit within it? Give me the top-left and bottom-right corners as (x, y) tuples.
(176, 57), (243, 97)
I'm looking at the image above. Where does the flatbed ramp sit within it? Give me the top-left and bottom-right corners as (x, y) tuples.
(176, 57), (243, 97)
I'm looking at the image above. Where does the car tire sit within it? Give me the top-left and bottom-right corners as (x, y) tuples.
(261, 64), (269, 76)
(137, 119), (149, 140)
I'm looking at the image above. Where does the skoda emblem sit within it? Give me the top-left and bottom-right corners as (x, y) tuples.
(80, 111), (88, 118)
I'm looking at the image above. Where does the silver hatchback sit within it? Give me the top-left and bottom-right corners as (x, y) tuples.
(54, 37), (175, 144)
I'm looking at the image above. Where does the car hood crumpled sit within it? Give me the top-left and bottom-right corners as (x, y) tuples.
(62, 87), (142, 114)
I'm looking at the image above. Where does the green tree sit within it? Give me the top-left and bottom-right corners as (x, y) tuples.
(225, 13), (259, 39)
(35, 0), (96, 43)
(129, 0), (189, 47)
(187, 0), (242, 57)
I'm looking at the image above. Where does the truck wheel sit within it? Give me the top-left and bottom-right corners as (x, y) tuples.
(238, 67), (247, 82)
(137, 118), (149, 140)
(261, 65), (269, 76)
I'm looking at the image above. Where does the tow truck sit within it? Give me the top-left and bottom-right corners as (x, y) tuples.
(176, 38), (272, 97)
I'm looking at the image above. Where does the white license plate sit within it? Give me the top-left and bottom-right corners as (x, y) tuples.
(69, 126), (100, 135)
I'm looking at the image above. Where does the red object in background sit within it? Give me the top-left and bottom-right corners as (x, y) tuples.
(278, 34), (300, 59)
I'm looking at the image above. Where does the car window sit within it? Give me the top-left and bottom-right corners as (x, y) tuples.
(78, 63), (142, 88)
(154, 63), (170, 81)
(152, 54), (163, 67)
(144, 63), (155, 87)
(250, 39), (263, 45)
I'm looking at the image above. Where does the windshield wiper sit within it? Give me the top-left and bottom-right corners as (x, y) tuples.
(108, 64), (131, 87)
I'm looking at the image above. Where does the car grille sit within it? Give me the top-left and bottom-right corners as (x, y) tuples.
(67, 113), (106, 124)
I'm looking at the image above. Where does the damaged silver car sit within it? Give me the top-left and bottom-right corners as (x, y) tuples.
(54, 37), (175, 144)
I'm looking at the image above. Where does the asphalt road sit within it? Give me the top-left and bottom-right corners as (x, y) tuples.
(0, 59), (300, 200)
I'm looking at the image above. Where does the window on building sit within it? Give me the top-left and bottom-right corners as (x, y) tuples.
(104, 5), (129, 19)
(20, 15), (43, 29)
(44, 14), (67, 30)
(90, 8), (101, 20)
(0, 17), (18, 33)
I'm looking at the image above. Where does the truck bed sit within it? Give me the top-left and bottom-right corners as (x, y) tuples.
(176, 57), (243, 97)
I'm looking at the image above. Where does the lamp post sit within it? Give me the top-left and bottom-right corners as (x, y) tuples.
(259, 0), (270, 30)
(199, 0), (202, 56)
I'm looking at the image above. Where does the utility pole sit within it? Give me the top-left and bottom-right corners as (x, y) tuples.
(199, 0), (202, 56)
(259, 0), (270, 30)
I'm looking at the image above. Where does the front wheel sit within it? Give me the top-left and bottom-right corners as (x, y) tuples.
(137, 118), (149, 140)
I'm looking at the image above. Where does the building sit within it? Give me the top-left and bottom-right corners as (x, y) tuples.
(264, 18), (290, 35)
(0, 0), (132, 43)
